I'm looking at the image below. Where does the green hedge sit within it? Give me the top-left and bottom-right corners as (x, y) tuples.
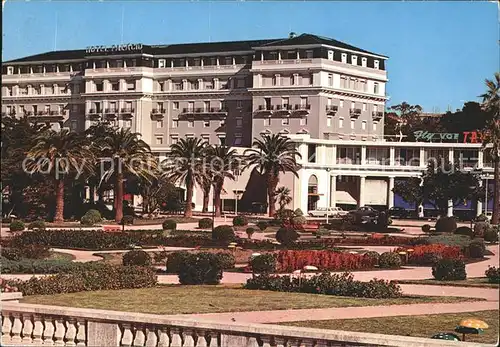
(178, 253), (224, 285)
(1, 258), (108, 274)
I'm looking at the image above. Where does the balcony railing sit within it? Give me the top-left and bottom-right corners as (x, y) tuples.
(372, 111), (384, 119)
(294, 104), (311, 110)
(350, 108), (362, 117)
(326, 105), (339, 114)
(151, 109), (166, 114)
(181, 107), (227, 114)
(121, 108), (134, 114)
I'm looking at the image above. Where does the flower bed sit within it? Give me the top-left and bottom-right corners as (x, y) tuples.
(276, 250), (377, 272)
(395, 244), (463, 265)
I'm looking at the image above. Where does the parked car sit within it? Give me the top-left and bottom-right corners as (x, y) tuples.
(388, 206), (409, 219)
(347, 206), (379, 223)
(308, 207), (347, 218)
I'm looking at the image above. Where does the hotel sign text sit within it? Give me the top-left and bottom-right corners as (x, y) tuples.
(413, 130), (486, 143)
(85, 43), (143, 54)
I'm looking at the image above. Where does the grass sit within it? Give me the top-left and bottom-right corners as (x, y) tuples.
(20, 285), (482, 315)
(280, 310), (499, 344)
(398, 278), (499, 289)
(45, 252), (75, 261)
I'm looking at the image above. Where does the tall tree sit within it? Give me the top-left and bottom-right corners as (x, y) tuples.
(244, 134), (301, 217)
(440, 102), (490, 133)
(163, 137), (208, 217)
(99, 128), (156, 222)
(480, 72), (500, 224)
(208, 145), (238, 217)
(27, 129), (94, 222)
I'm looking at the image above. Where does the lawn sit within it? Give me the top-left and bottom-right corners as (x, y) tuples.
(21, 285), (481, 315)
(398, 278), (499, 289)
(45, 252), (75, 261)
(280, 310), (499, 344)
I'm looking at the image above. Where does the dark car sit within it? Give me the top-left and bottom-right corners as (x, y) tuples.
(388, 207), (409, 219)
(347, 206), (379, 224)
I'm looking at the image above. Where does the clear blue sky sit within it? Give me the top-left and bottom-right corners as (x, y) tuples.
(3, 1), (499, 112)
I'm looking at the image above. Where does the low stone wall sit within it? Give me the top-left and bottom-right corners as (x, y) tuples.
(0, 292), (23, 303)
(1, 302), (491, 347)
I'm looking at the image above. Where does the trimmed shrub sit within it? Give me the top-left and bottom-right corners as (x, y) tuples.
(275, 227), (299, 246)
(232, 215), (248, 227)
(426, 234), (472, 248)
(294, 208), (304, 216)
(246, 227), (255, 239)
(166, 251), (190, 273)
(421, 224), (432, 234)
(162, 219), (177, 231)
(274, 209), (294, 222)
(250, 254), (277, 274)
(363, 251), (380, 263)
(81, 209), (102, 226)
(198, 218), (213, 229)
(212, 225), (235, 243)
(291, 215), (307, 227)
(276, 250), (376, 272)
(9, 265), (157, 296)
(2, 245), (51, 261)
(474, 221), (490, 238)
(378, 252), (402, 268)
(28, 220), (46, 231)
(9, 220), (25, 232)
(396, 244), (463, 265)
(454, 226), (473, 238)
(435, 217), (457, 233)
(432, 258), (466, 280)
(484, 225), (499, 243)
(475, 214), (489, 222)
(256, 221), (268, 231)
(178, 252), (224, 285)
(216, 252), (235, 270)
(485, 266), (500, 283)
(467, 239), (485, 259)
(1, 258), (107, 274)
(121, 215), (134, 225)
(122, 250), (152, 266)
(245, 272), (402, 299)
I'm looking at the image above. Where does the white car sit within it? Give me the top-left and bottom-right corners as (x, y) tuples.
(308, 207), (347, 217)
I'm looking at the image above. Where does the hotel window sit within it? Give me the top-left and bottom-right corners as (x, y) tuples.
(282, 118), (290, 126)
(7, 67), (13, 75)
(174, 82), (182, 90)
(173, 102), (179, 110)
(327, 50), (334, 60)
(351, 55), (358, 65)
(272, 75), (278, 86)
(395, 148), (420, 166)
(361, 121), (366, 130)
(188, 120), (194, 128)
(361, 57), (367, 67)
(204, 120), (210, 128)
(234, 134), (242, 146)
(424, 149), (448, 164)
(341, 53), (347, 63)
(171, 136), (179, 145)
(373, 105), (378, 112)
(336, 146), (361, 164)
(300, 118), (307, 126)
(236, 119), (243, 127)
(374, 82), (379, 94)
(19, 105), (25, 114)
(327, 116), (332, 127)
(339, 99), (344, 108)
(374, 60), (380, 69)
(351, 101), (355, 109)
(95, 82), (103, 92)
(116, 60), (123, 68)
(224, 57), (232, 65)
(328, 74), (333, 86)
(327, 98), (332, 106)
(237, 100), (243, 109)
(305, 50), (313, 58)
(340, 76), (347, 88)
(44, 105), (50, 113)
(188, 102), (194, 111)
(264, 118), (271, 126)
(373, 123), (377, 131)
(309, 73), (314, 85)
(300, 97), (308, 107)
(457, 149), (479, 168)
(156, 137), (163, 145)
(193, 58), (201, 66)
(158, 59), (166, 68)
(351, 119), (355, 129)
(367, 147), (389, 165)
(172, 120), (178, 128)
(124, 120), (132, 128)
(360, 80), (367, 92)
(70, 121), (78, 131)
(362, 103), (367, 111)
(124, 101), (132, 111)
(111, 82), (119, 91)
(220, 80), (228, 89)
(282, 97), (289, 108)
(203, 101), (210, 111)
(156, 120), (163, 128)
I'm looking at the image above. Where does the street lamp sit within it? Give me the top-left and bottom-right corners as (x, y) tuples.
(326, 168), (331, 224)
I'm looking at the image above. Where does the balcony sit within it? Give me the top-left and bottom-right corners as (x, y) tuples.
(253, 105), (273, 117)
(349, 108), (362, 118)
(151, 108), (166, 119)
(326, 105), (338, 115)
(28, 110), (66, 121)
(104, 108), (118, 115)
(372, 111), (384, 120)
(120, 108), (135, 117)
(180, 107), (227, 115)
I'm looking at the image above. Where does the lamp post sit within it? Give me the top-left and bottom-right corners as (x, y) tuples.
(326, 168), (331, 224)
(212, 189), (216, 233)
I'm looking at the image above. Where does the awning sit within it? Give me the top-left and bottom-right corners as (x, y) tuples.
(334, 191), (357, 204)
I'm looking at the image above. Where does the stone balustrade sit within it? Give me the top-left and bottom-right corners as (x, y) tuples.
(1, 302), (490, 347)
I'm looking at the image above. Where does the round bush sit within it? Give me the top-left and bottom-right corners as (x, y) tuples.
(121, 215), (134, 225)
(432, 258), (466, 280)
(454, 226), (473, 238)
(435, 217), (457, 233)
(178, 252), (223, 285)
(9, 220), (25, 232)
(166, 251), (190, 273)
(421, 224), (431, 234)
(422, 253), (443, 265)
(216, 252), (235, 269)
(378, 252), (402, 268)
(162, 219), (177, 231)
(198, 218), (213, 229)
(485, 266), (500, 283)
(246, 227), (255, 239)
(274, 209), (294, 222)
(81, 209), (102, 226)
(474, 221), (490, 238)
(475, 214), (489, 222)
(256, 221), (268, 231)
(484, 226), (499, 243)
(275, 227), (299, 245)
(291, 215), (307, 227)
(212, 225), (235, 243)
(28, 220), (46, 231)
(363, 251), (380, 263)
(122, 250), (152, 266)
(294, 208), (304, 216)
(233, 215), (248, 227)
(250, 254), (277, 274)
(467, 239), (485, 258)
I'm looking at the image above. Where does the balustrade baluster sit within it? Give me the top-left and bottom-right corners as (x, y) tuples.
(65, 319), (78, 346)
(182, 329), (195, 347)
(246, 336), (259, 347)
(144, 329), (158, 347)
(170, 327), (183, 347)
(288, 338), (300, 347)
(22, 314), (34, 344)
(75, 320), (87, 346)
(2, 314), (13, 345)
(261, 336), (272, 347)
(195, 329), (207, 347)
(207, 332), (219, 347)
(32, 315), (44, 345)
(11, 313), (23, 344)
(274, 337), (286, 347)
(314, 341), (328, 347)
(54, 318), (66, 346)
(121, 324), (134, 347)
(43, 318), (55, 345)
(133, 326), (146, 346)
(157, 328), (170, 347)
(299, 339), (314, 347)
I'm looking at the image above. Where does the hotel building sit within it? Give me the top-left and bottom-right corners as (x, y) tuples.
(1, 33), (494, 216)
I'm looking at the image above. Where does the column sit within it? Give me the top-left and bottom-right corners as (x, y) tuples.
(332, 145), (337, 165)
(361, 146), (366, 165)
(447, 200), (454, 217)
(278, 51), (281, 61)
(359, 176), (366, 207)
(389, 147), (395, 167)
(419, 147), (425, 167)
(448, 148), (454, 163)
(477, 180), (483, 216)
(296, 50), (300, 59)
(331, 175), (337, 207)
(388, 176), (395, 208)
(478, 150), (484, 169)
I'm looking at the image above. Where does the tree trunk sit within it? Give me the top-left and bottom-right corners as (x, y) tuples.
(267, 173), (279, 217)
(184, 176), (194, 218)
(214, 179), (223, 217)
(492, 159), (500, 224)
(142, 195), (150, 215)
(54, 179), (64, 222)
(90, 185), (96, 204)
(202, 184), (210, 213)
(114, 172), (124, 222)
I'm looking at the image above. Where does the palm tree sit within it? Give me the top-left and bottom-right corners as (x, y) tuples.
(163, 137), (208, 217)
(276, 186), (292, 210)
(201, 174), (213, 213)
(99, 128), (156, 222)
(27, 129), (94, 222)
(480, 72), (500, 224)
(244, 134), (301, 217)
(208, 145), (238, 217)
